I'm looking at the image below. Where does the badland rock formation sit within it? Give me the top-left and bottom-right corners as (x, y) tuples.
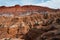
(0, 5), (60, 40)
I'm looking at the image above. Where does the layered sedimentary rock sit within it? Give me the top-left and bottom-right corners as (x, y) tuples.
(0, 5), (60, 40)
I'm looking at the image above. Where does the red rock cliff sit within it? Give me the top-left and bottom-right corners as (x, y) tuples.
(0, 5), (60, 40)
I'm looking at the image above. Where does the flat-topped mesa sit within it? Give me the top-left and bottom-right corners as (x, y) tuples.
(0, 5), (60, 15)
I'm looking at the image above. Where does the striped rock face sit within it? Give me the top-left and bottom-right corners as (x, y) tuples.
(0, 5), (60, 40)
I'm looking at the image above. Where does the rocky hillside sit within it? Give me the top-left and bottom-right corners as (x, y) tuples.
(0, 5), (60, 40)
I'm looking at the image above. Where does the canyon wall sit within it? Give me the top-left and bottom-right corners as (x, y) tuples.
(0, 5), (60, 40)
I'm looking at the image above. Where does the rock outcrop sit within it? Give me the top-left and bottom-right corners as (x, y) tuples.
(0, 5), (60, 40)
